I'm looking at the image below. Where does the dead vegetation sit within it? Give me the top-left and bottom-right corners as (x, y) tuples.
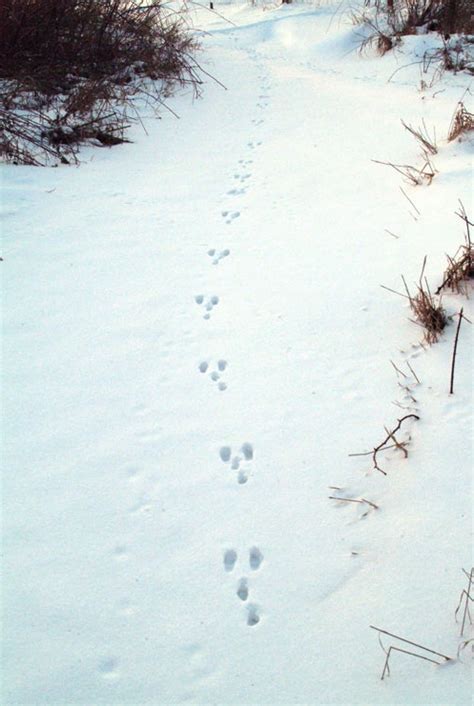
(455, 568), (474, 636)
(373, 119), (439, 187)
(448, 102), (474, 141)
(349, 413), (419, 475)
(370, 568), (473, 679)
(328, 488), (379, 517)
(356, 1), (474, 71)
(0, 0), (203, 165)
(370, 625), (452, 680)
(436, 203), (474, 295)
(382, 257), (448, 343)
(403, 265), (447, 343)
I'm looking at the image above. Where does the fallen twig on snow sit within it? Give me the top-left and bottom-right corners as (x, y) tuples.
(370, 625), (452, 680)
(349, 414), (419, 475)
(329, 495), (379, 511)
(455, 567), (474, 636)
(449, 308), (467, 394)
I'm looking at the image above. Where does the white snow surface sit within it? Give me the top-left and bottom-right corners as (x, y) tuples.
(2, 2), (473, 704)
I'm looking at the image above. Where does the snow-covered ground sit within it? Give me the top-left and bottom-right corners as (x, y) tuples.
(2, 2), (473, 704)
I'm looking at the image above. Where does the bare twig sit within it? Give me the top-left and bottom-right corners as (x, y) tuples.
(329, 496), (379, 510)
(349, 414), (419, 475)
(455, 567), (474, 636)
(405, 360), (420, 384)
(371, 625), (451, 679)
(449, 308), (464, 394)
(402, 118), (437, 155)
(380, 283), (410, 299)
(399, 186), (420, 215)
(391, 360), (407, 378)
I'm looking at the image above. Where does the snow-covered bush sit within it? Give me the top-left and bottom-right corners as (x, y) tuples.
(0, 0), (202, 164)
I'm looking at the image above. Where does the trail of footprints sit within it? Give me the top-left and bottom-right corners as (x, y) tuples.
(195, 68), (271, 627)
(223, 547), (264, 626)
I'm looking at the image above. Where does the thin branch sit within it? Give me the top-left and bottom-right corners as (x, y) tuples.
(391, 360), (407, 378)
(381, 646), (442, 680)
(449, 308), (464, 394)
(350, 415), (419, 475)
(406, 360), (420, 384)
(329, 496), (379, 510)
(399, 186), (420, 215)
(380, 283), (410, 299)
(370, 626), (452, 661)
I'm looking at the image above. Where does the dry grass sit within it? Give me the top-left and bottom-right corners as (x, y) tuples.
(402, 258), (447, 343)
(373, 157), (436, 186)
(356, 1), (473, 63)
(448, 102), (474, 142)
(0, 0), (202, 164)
(436, 203), (474, 295)
(402, 119), (437, 155)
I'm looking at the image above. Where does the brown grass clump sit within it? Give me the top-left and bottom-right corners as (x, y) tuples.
(448, 102), (474, 142)
(402, 258), (447, 343)
(0, 0), (202, 164)
(437, 204), (474, 295)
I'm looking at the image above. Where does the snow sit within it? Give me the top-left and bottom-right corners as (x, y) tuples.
(2, 2), (473, 704)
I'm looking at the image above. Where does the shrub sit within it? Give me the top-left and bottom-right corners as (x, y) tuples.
(357, 1), (473, 62)
(0, 0), (201, 164)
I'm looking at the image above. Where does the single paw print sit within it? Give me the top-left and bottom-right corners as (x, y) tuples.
(195, 294), (219, 320)
(223, 549), (238, 573)
(219, 442), (253, 483)
(236, 577), (249, 601)
(246, 604), (261, 627)
(199, 359), (228, 391)
(249, 546), (264, 571)
(207, 248), (230, 265)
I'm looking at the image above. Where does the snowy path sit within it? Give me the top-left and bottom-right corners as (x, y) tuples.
(2, 4), (472, 705)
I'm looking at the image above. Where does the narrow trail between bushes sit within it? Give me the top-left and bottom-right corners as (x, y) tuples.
(2, 4), (472, 705)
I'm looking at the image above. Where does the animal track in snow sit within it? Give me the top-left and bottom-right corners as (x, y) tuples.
(195, 294), (219, 319)
(219, 442), (253, 483)
(222, 548), (264, 626)
(98, 657), (120, 680)
(234, 173), (251, 183)
(207, 248), (230, 266)
(237, 577), (249, 601)
(221, 210), (240, 225)
(246, 604), (261, 627)
(247, 141), (262, 150)
(226, 187), (246, 197)
(199, 359), (228, 391)
(249, 546), (264, 571)
(224, 549), (237, 572)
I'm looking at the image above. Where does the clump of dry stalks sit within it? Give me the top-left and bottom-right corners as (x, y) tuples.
(382, 257), (447, 343)
(403, 260), (447, 343)
(373, 119), (438, 186)
(448, 102), (474, 142)
(436, 203), (474, 295)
